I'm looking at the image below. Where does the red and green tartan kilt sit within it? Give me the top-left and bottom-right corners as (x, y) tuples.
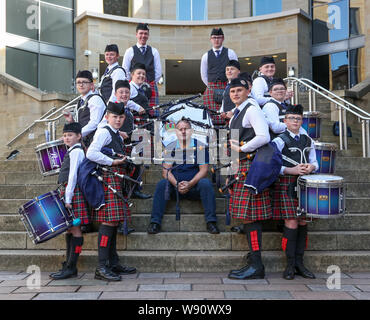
(148, 81), (159, 107)
(59, 184), (90, 225)
(203, 81), (227, 126)
(91, 166), (131, 223)
(229, 159), (272, 222)
(272, 175), (299, 220)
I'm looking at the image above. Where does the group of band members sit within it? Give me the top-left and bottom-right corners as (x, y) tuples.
(53, 24), (318, 282)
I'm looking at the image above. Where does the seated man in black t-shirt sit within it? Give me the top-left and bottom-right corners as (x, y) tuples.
(147, 119), (219, 235)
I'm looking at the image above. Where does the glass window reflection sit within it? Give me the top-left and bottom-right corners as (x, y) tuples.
(177, 0), (207, 20)
(252, 0), (282, 16)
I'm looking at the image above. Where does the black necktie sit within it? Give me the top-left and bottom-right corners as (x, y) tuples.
(140, 46), (146, 55)
(215, 50), (220, 57)
(294, 135), (300, 142)
(234, 108), (240, 118)
(103, 67), (109, 76)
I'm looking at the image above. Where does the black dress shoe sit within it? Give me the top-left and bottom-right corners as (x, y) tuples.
(283, 264), (295, 280)
(117, 223), (135, 235)
(147, 222), (161, 234)
(228, 265), (265, 280)
(50, 267), (77, 280)
(229, 264), (251, 275)
(132, 190), (152, 199)
(95, 267), (121, 281)
(111, 264), (137, 275)
(295, 265), (316, 279)
(207, 222), (220, 234)
(49, 261), (67, 278)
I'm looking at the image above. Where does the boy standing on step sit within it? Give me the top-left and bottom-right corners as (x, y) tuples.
(50, 122), (88, 280)
(272, 104), (318, 280)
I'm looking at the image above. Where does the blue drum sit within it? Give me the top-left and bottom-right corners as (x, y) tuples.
(302, 111), (322, 140)
(314, 142), (337, 174)
(297, 175), (345, 219)
(18, 190), (79, 244)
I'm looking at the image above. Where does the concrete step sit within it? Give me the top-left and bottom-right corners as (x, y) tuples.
(1, 249), (370, 273)
(2, 230), (370, 252)
(2, 212), (370, 233)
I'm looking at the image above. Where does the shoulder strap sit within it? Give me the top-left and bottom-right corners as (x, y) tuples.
(84, 93), (107, 108)
(108, 65), (127, 78)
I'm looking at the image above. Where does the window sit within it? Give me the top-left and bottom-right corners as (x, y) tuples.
(103, 0), (130, 17)
(252, 0), (282, 16)
(177, 0), (207, 21)
(6, 47), (38, 87)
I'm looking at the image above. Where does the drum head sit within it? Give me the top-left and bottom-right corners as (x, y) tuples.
(35, 139), (64, 152)
(299, 174), (344, 184)
(314, 142), (338, 151)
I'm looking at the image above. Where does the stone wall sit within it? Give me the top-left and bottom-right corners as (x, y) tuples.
(75, 9), (311, 95)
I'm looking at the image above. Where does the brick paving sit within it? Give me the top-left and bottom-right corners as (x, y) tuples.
(1, 271), (370, 300)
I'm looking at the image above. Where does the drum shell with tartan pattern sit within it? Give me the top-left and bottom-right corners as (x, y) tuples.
(229, 159), (272, 222)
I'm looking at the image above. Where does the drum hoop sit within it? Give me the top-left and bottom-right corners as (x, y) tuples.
(35, 140), (65, 152)
(37, 222), (70, 239)
(298, 175), (344, 185)
(303, 111), (323, 118)
(19, 208), (37, 239)
(298, 181), (343, 188)
(41, 168), (61, 177)
(314, 143), (338, 151)
(305, 212), (345, 219)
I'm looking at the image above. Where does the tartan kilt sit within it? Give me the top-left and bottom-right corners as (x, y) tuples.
(272, 175), (299, 220)
(229, 159), (272, 222)
(91, 166), (131, 223)
(59, 184), (90, 225)
(148, 81), (159, 107)
(203, 81), (227, 126)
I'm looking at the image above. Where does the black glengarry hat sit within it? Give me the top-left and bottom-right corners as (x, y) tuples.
(115, 80), (130, 92)
(239, 72), (252, 84)
(226, 60), (240, 70)
(130, 62), (147, 72)
(136, 23), (149, 31)
(211, 27), (224, 36)
(229, 77), (249, 90)
(105, 44), (119, 54)
(76, 70), (93, 82)
(106, 101), (126, 115)
(63, 122), (82, 134)
(260, 56), (275, 67)
(268, 78), (286, 91)
(285, 104), (303, 116)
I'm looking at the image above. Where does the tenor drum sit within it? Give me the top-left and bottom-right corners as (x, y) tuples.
(35, 140), (67, 177)
(297, 175), (345, 219)
(18, 190), (78, 244)
(314, 142), (337, 174)
(302, 111), (322, 140)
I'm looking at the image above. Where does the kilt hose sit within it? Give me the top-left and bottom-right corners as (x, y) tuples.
(229, 159), (272, 222)
(203, 81), (227, 126)
(91, 166), (131, 223)
(59, 184), (91, 225)
(272, 175), (299, 220)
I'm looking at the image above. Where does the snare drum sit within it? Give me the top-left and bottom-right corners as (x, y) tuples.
(314, 142), (337, 174)
(18, 190), (77, 244)
(35, 140), (67, 177)
(297, 175), (345, 219)
(302, 111), (322, 140)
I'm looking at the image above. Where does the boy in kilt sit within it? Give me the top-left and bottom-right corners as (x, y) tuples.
(226, 77), (271, 280)
(50, 122), (88, 280)
(87, 102), (137, 281)
(272, 104), (318, 280)
(200, 28), (238, 125)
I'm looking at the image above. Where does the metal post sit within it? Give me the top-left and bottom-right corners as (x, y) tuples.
(366, 120), (370, 158)
(338, 106), (343, 150)
(308, 88), (312, 112)
(362, 120), (366, 158)
(294, 82), (299, 105)
(343, 109), (348, 150)
(312, 90), (316, 112)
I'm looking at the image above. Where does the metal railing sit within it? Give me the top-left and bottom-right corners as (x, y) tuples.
(285, 77), (370, 158)
(6, 95), (80, 148)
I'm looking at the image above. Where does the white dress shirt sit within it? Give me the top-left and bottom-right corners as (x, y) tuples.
(200, 47), (238, 86)
(87, 124), (123, 166)
(251, 75), (272, 106)
(78, 90), (107, 138)
(229, 98), (270, 153)
(122, 43), (162, 83)
(272, 129), (319, 175)
(99, 62), (127, 103)
(64, 143), (85, 204)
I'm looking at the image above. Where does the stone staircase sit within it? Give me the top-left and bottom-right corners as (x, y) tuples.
(1, 94), (370, 273)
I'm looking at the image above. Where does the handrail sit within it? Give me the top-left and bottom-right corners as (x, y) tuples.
(284, 76), (370, 157)
(299, 77), (370, 118)
(6, 95), (80, 147)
